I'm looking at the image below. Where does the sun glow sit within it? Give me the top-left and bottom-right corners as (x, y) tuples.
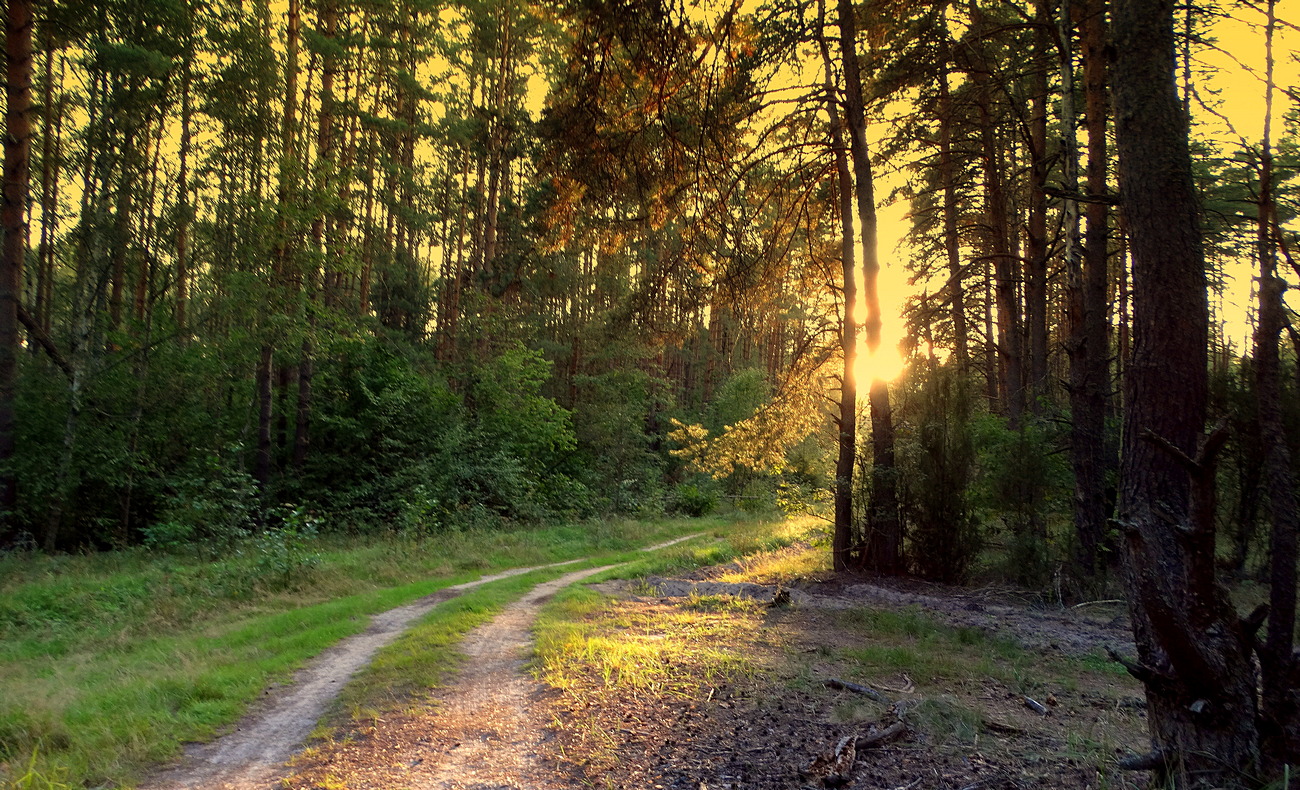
(853, 199), (914, 384)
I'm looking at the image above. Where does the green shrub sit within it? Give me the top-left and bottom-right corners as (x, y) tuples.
(669, 482), (719, 517)
(896, 365), (980, 583)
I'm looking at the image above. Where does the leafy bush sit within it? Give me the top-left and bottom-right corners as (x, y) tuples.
(970, 414), (1070, 588)
(143, 450), (257, 553)
(669, 482), (719, 517)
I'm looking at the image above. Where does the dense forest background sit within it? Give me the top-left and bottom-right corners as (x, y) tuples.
(0, 0), (1292, 589)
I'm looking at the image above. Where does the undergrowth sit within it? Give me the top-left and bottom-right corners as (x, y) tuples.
(0, 516), (732, 789)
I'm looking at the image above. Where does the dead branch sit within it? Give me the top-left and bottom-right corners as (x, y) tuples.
(858, 720), (907, 747)
(17, 303), (72, 380)
(1118, 749), (1172, 771)
(1070, 599), (1124, 609)
(825, 678), (890, 703)
(982, 719), (1025, 735)
(1106, 646), (1172, 686)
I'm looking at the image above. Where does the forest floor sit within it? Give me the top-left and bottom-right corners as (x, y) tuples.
(271, 540), (1148, 790)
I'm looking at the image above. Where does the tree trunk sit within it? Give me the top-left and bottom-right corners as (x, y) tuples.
(818, 0), (857, 573)
(1112, 0), (1260, 782)
(938, 63), (969, 370)
(1, 0), (33, 541)
(837, 0), (901, 574)
(255, 344), (274, 499)
(1025, 0), (1051, 408)
(1066, 0), (1112, 578)
(1253, 0), (1299, 769)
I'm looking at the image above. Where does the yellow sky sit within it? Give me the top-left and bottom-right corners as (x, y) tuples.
(1198, 1), (1299, 350)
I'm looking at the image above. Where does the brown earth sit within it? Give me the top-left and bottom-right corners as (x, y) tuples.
(283, 556), (1149, 790)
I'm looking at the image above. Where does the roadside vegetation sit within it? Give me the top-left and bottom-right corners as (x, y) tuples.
(0, 516), (729, 789)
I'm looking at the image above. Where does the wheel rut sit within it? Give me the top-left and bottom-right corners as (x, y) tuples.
(140, 534), (702, 790)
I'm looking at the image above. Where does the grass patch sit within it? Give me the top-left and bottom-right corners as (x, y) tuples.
(0, 516), (731, 789)
(533, 518), (824, 701)
(534, 587), (762, 697)
(835, 605), (1030, 684)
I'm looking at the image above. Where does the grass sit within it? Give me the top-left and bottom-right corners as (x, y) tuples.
(531, 517), (819, 700)
(0, 515), (733, 789)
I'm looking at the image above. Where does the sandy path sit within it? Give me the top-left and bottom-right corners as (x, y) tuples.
(141, 533), (703, 790)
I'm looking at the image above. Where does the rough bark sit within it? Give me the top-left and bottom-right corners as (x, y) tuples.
(255, 344), (274, 498)
(1112, 0), (1260, 782)
(1, 0), (33, 540)
(937, 60), (969, 371)
(818, 0), (857, 573)
(1026, 0), (1051, 408)
(1253, 0), (1299, 769)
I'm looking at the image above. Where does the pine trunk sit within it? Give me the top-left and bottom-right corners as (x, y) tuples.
(1, 0), (33, 539)
(1113, 0), (1260, 782)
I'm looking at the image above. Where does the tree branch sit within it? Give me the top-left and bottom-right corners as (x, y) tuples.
(17, 302), (71, 380)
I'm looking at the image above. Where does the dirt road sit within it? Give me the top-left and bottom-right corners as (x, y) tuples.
(141, 534), (702, 790)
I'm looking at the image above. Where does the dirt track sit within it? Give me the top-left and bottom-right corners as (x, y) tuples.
(140, 535), (702, 790)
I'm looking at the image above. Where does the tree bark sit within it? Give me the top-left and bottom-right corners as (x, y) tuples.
(937, 59), (969, 371)
(1113, 0), (1260, 782)
(1067, 0), (1112, 577)
(1, 0), (33, 541)
(818, 0), (857, 573)
(1253, 0), (1299, 769)
(1025, 0), (1051, 408)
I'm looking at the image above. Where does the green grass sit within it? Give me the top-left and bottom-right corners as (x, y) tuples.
(532, 517), (822, 700)
(0, 516), (731, 789)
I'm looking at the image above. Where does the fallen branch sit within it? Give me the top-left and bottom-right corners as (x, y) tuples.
(982, 718), (1025, 735)
(17, 303), (72, 380)
(825, 678), (890, 703)
(805, 734), (857, 787)
(1070, 599), (1123, 609)
(858, 720), (907, 747)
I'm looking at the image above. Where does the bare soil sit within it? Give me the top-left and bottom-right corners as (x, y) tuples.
(145, 539), (1149, 790)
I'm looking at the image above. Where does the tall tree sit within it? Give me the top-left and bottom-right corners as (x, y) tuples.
(817, 0), (858, 573)
(1112, 0), (1260, 782)
(1066, 0), (1112, 577)
(836, 0), (900, 574)
(0, 0), (34, 542)
(1251, 0), (1299, 768)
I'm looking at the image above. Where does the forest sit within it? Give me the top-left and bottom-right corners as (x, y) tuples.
(0, 0), (1297, 785)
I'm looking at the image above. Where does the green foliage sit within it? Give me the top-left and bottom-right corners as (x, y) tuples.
(970, 414), (1071, 589)
(706, 368), (770, 433)
(569, 366), (669, 515)
(144, 450), (257, 553)
(302, 339), (583, 528)
(668, 481), (719, 517)
(895, 366), (980, 583)
(247, 506), (323, 591)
